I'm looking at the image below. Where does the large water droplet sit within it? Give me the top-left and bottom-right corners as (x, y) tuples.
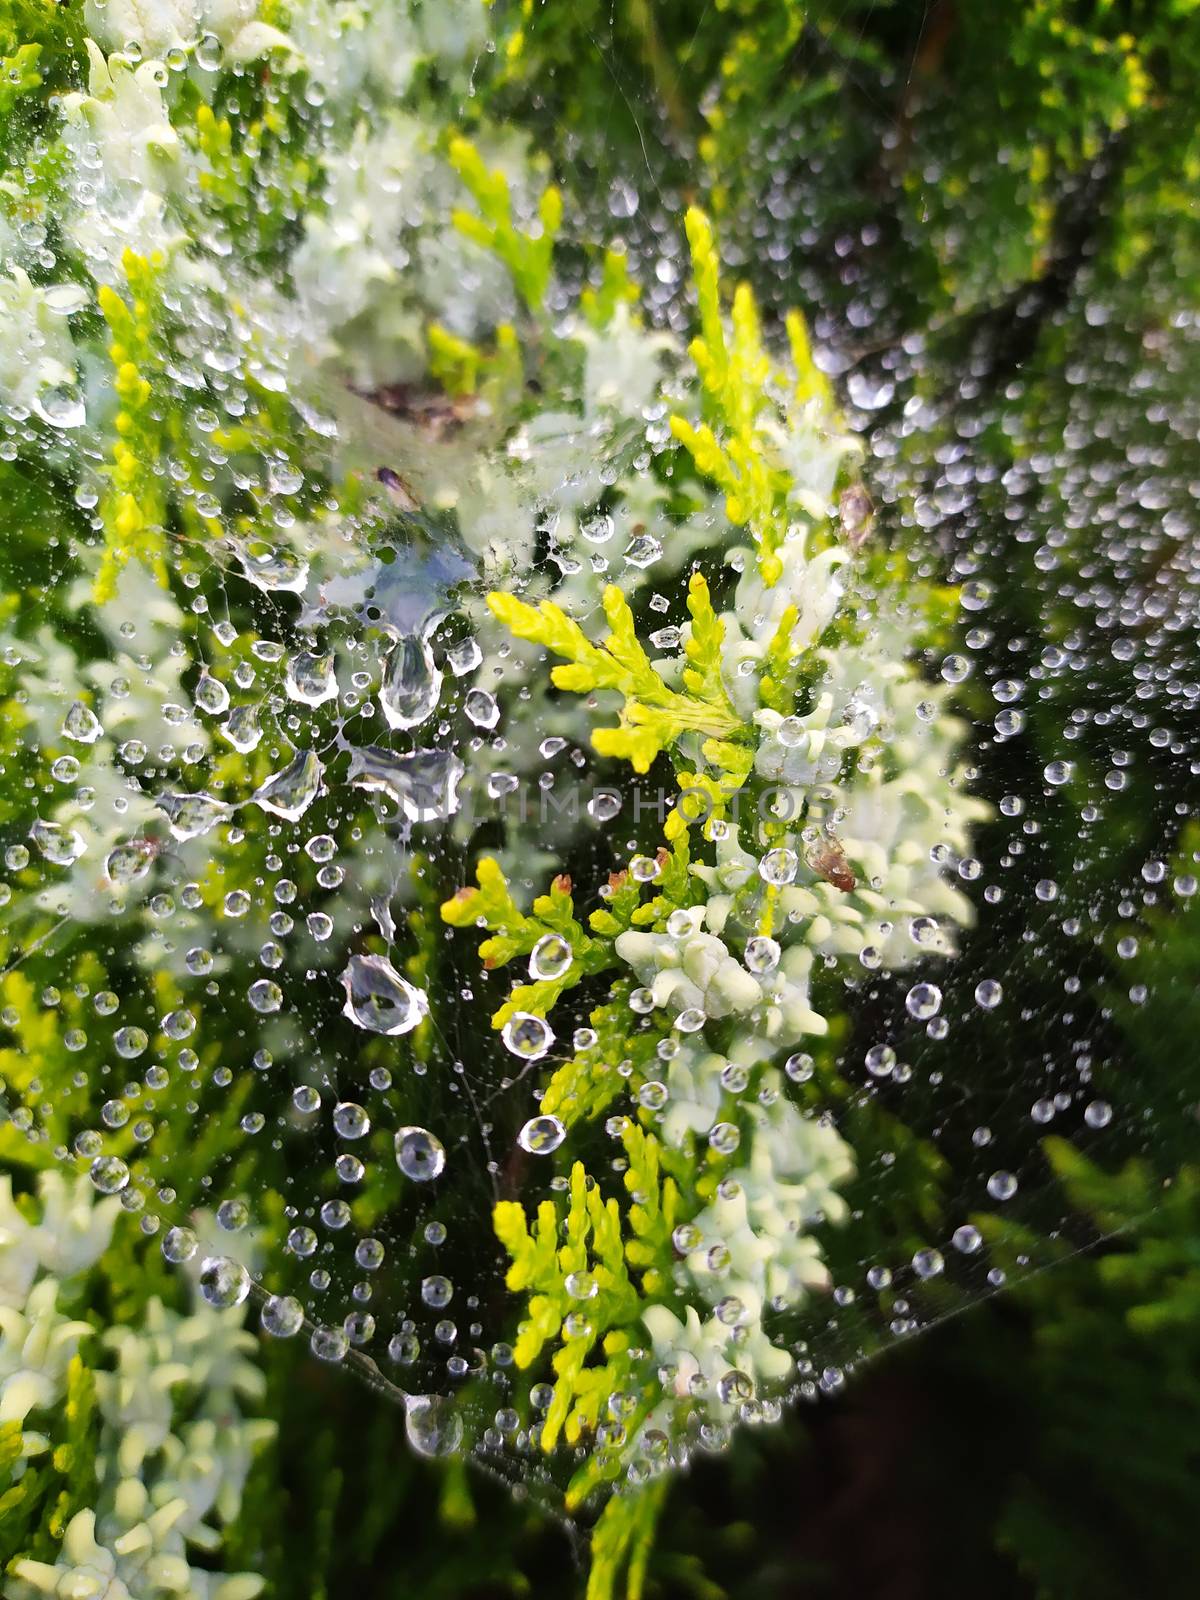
(104, 839), (157, 885)
(199, 1254), (251, 1309)
(156, 791), (234, 842)
(464, 687), (499, 729)
(220, 704), (262, 753)
(529, 934), (572, 981)
(346, 746), (463, 824)
(161, 1226), (198, 1263)
(233, 539), (309, 594)
(62, 701), (103, 744)
(286, 651), (338, 707)
(89, 1154), (129, 1193)
(30, 819), (85, 865)
(501, 1012), (554, 1060)
(518, 1114), (566, 1155)
(33, 383), (86, 428)
(395, 1125), (446, 1181)
(379, 634), (442, 731)
(340, 953), (428, 1035)
(262, 1295), (305, 1337)
(404, 1393), (462, 1457)
(194, 671), (230, 716)
(254, 749), (324, 821)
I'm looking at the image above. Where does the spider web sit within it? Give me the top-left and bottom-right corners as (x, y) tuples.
(1, 0), (1198, 1537)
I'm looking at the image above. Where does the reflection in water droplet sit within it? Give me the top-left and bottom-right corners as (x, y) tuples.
(333, 1101), (370, 1139)
(199, 1254), (250, 1309)
(254, 749), (324, 821)
(912, 1247), (944, 1279)
(380, 634), (442, 731)
(221, 704), (262, 753)
(89, 1154), (129, 1193)
(987, 1171), (1018, 1202)
(33, 383), (86, 428)
(346, 746), (463, 823)
(518, 1114), (566, 1155)
(262, 1295), (305, 1337)
(447, 637), (482, 676)
(248, 979), (283, 1014)
(395, 1125), (446, 1180)
(286, 651), (338, 706)
(156, 790), (234, 841)
(502, 1013), (554, 1060)
(341, 954), (428, 1035)
(529, 933), (572, 980)
(194, 671), (230, 715)
(405, 1393), (463, 1457)
(464, 687), (499, 729)
(905, 982), (942, 1020)
(29, 819), (85, 865)
(62, 701), (103, 743)
(161, 1226), (198, 1263)
(105, 839), (157, 885)
(233, 539), (309, 594)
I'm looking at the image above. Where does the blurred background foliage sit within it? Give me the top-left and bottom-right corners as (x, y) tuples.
(3, 0), (1199, 1594)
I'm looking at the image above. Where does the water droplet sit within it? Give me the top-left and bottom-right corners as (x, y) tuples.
(30, 820), (85, 865)
(744, 936), (780, 974)
(114, 1027), (148, 1058)
(286, 651), (338, 706)
(262, 1295), (304, 1338)
(62, 701), (103, 744)
(464, 687), (499, 729)
(162, 1226), (198, 1263)
(501, 1012), (554, 1061)
(518, 1114), (565, 1154)
(624, 532), (662, 567)
(254, 749), (324, 821)
(248, 979), (283, 1014)
(447, 637), (482, 676)
(405, 1394), (463, 1458)
(216, 1199), (249, 1231)
(89, 1155), (129, 1193)
(311, 1325), (348, 1362)
(987, 1171), (1018, 1202)
(865, 1044), (896, 1079)
(33, 383), (86, 429)
(380, 635), (442, 731)
(194, 671), (229, 715)
(912, 1247), (944, 1279)
(105, 839), (157, 886)
(759, 848), (798, 887)
(221, 704), (262, 753)
(341, 954), (429, 1035)
(333, 1101), (370, 1139)
(234, 540), (309, 593)
(395, 1125), (446, 1180)
(347, 746), (463, 823)
(905, 982), (942, 1020)
(199, 1254), (250, 1309)
(529, 934), (572, 981)
(156, 791), (234, 842)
